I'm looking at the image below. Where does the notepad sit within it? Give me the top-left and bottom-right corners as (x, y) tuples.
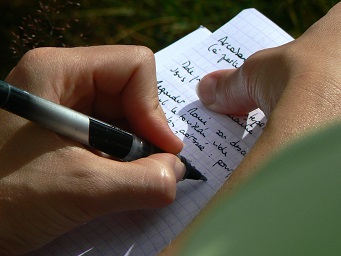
(30, 9), (293, 256)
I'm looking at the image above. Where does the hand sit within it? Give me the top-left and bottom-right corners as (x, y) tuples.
(196, 3), (341, 175)
(0, 45), (185, 255)
(159, 4), (341, 255)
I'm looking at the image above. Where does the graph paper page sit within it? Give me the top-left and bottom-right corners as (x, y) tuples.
(29, 9), (293, 256)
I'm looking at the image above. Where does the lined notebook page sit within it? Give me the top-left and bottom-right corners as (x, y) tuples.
(29, 9), (293, 256)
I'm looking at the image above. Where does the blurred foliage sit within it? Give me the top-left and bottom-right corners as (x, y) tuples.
(0, 0), (337, 79)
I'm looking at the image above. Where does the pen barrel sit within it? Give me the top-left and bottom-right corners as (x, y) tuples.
(0, 81), (89, 145)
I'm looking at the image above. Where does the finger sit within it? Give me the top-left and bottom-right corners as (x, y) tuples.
(196, 46), (290, 117)
(60, 152), (186, 216)
(196, 68), (256, 115)
(0, 139), (185, 254)
(197, 2), (341, 118)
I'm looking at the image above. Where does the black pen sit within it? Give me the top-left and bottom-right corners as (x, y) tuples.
(0, 80), (207, 181)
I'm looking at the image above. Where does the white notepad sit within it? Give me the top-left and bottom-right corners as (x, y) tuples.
(30, 9), (293, 256)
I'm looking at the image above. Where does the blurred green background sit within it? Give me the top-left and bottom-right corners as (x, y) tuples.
(0, 0), (337, 79)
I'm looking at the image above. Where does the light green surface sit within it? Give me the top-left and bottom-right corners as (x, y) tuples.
(179, 123), (341, 255)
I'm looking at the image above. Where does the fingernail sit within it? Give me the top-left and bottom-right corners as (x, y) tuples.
(196, 76), (217, 106)
(174, 157), (186, 182)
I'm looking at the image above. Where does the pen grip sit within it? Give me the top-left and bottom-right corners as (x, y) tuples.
(88, 118), (162, 161)
(89, 118), (133, 159)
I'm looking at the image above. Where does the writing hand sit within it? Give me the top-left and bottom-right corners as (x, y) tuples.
(0, 46), (185, 255)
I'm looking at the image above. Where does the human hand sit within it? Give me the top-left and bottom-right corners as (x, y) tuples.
(158, 5), (341, 256)
(0, 46), (184, 255)
(196, 3), (341, 184)
(197, 3), (341, 162)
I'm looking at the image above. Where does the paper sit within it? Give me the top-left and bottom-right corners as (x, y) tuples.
(29, 9), (293, 256)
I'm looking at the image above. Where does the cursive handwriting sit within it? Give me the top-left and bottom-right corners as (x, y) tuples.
(213, 159), (234, 174)
(216, 130), (247, 156)
(230, 140), (247, 156)
(159, 98), (169, 106)
(168, 61), (201, 84)
(218, 36), (247, 61)
(248, 112), (266, 129)
(157, 81), (186, 104)
(175, 129), (206, 151)
(171, 106), (178, 114)
(187, 107), (210, 125)
(213, 140), (229, 157)
(179, 113), (208, 138)
(207, 36), (247, 68)
(208, 44), (241, 68)
(166, 114), (175, 128)
(182, 60), (195, 75)
(169, 67), (186, 82)
(227, 113), (266, 135)
(227, 115), (252, 134)
(181, 61), (201, 83)
(216, 129), (228, 140)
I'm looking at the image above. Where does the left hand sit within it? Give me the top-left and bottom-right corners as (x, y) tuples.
(196, 3), (341, 165)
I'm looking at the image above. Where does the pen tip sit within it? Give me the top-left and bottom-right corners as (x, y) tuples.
(179, 155), (207, 181)
(201, 175), (208, 181)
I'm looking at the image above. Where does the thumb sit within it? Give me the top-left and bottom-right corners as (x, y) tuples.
(196, 47), (289, 117)
(76, 153), (186, 217)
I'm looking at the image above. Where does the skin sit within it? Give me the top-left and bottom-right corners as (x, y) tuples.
(161, 2), (341, 254)
(0, 45), (185, 255)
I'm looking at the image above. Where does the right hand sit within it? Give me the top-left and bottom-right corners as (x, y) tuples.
(0, 45), (185, 255)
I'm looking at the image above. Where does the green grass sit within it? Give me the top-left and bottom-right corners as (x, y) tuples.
(0, 0), (336, 79)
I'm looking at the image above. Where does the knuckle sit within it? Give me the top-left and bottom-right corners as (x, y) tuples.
(134, 45), (155, 64)
(11, 47), (57, 90)
(18, 47), (53, 68)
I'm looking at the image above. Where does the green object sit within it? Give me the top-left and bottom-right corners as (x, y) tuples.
(179, 122), (341, 255)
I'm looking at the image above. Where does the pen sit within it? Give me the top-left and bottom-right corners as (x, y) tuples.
(0, 80), (207, 181)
